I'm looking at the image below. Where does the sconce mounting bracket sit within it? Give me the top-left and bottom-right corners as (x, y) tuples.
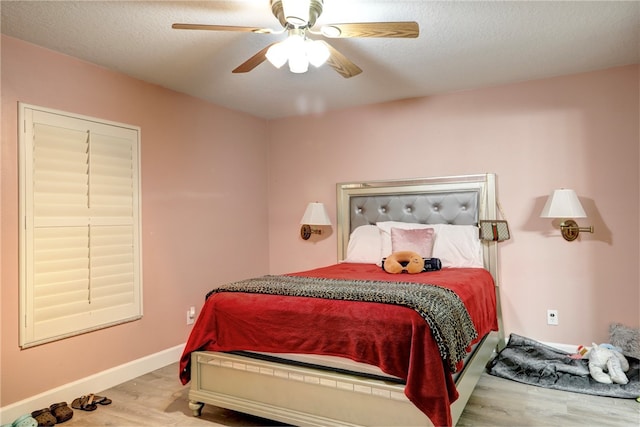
(301, 224), (312, 240)
(560, 219), (580, 241)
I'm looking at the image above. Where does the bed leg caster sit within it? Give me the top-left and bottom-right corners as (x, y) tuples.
(188, 400), (204, 417)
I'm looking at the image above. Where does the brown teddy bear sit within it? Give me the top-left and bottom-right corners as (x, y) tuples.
(383, 251), (424, 274)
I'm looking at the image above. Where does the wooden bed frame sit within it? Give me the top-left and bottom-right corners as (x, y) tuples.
(188, 173), (505, 426)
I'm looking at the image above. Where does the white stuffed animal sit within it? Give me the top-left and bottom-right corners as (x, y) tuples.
(588, 343), (630, 385)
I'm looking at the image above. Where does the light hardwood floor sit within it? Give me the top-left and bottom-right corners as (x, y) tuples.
(56, 362), (638, 426)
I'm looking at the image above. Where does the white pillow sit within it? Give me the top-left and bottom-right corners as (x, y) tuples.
(431, 224), (484, 268)
(376, 221), (484, 268)
(343, 225), (383, 264)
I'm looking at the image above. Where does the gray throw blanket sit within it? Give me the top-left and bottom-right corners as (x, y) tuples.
(207, 274), (478, 372)
(488, 334), (640, 398)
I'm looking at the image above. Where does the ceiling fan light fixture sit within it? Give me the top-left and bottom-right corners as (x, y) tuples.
(267, 30), (328, 73)
(266, 42), (288, 68)
(288, 54), (309, 73)
(286, 33), (308, 72)
(281, 0), (311, 27)
(305, 39), (330, 67)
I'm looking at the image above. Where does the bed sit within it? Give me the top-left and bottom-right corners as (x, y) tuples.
(180, 173), (505, 426)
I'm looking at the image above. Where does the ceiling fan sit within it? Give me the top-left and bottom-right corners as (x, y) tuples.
(172, 0), (419, 78)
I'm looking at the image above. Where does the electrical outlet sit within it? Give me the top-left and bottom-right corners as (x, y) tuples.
(186, 306), (196, 325)
(547, 309), (558, 325)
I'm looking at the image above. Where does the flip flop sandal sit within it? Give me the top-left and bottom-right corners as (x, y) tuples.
(49, 402), (74, 423)
(30, 408), (56, 427)
(92, 395), (112, 405)
(71, 395), (97, 412)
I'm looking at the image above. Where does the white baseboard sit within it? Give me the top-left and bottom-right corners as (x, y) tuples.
(0, 344), (185, 424)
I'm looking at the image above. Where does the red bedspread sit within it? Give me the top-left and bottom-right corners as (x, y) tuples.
(179, 263), (498, 427)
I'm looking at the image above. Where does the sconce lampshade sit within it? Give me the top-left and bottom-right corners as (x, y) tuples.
(300, 202), (331, 240)
(540, 189), (587, 218)
(300, 202), (332, 226)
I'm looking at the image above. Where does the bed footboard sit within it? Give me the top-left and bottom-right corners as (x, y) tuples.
(188, 332), (499, 426)
(189, 351), (430, 426)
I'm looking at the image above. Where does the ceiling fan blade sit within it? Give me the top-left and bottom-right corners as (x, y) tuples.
(172, 23), (273, 34)
(232, 43), (277, 74)
(321, 22), (419, 38)
(320, 41), (362, 78)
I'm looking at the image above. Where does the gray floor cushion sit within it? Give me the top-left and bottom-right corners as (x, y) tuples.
(487, 334), (639, 399)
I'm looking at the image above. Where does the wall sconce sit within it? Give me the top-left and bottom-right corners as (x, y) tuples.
(300, 202), (331, 240)
(540, 189), (594, 241)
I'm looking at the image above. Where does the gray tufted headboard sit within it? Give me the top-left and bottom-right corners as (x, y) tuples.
(336, 174), (499, 274)
(348, 191), (479, 232)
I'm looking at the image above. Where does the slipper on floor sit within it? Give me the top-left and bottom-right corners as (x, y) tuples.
(10, 414), (38, 427)
(49, 402), (73, 423)
(92, 395), (112, 405)
(30, 408), (56, 426)
(71, 395), (96, 412)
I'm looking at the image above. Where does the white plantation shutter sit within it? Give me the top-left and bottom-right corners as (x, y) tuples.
(19, 104), (142, 348)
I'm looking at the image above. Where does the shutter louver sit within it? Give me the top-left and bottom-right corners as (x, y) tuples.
(20, 105), (142, 347)
(33, 124), (89, 220)
(90, 225), (135, 310)
(91, 132), (135, 219)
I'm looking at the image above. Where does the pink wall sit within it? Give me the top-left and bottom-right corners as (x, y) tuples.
(1, 36), (270, 406)
(2, 33), (638, 407)
(267, 65), (640, 347)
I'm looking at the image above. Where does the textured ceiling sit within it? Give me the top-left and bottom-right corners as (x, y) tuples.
(2, 1), (639, 119)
